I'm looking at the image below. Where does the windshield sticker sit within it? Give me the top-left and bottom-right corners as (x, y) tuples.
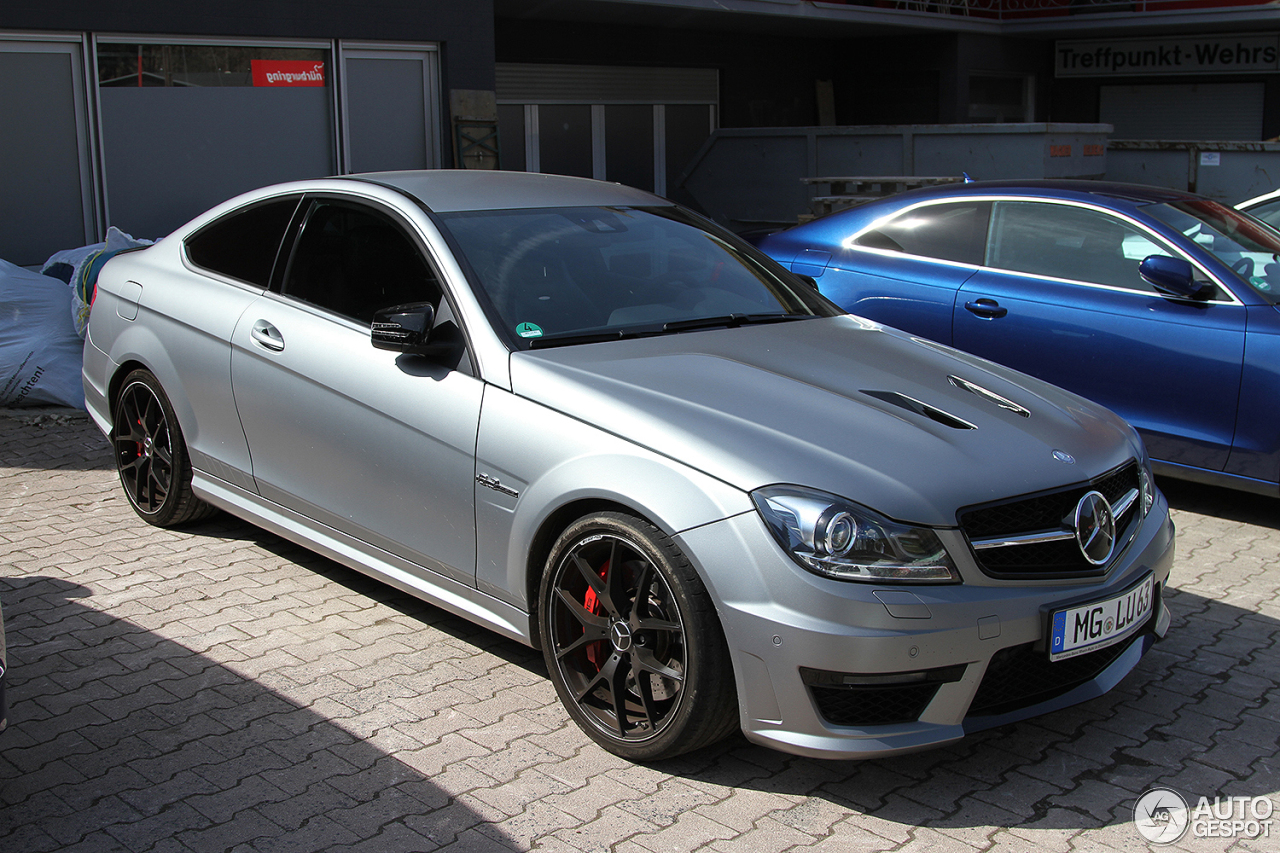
(516, 322), (544, 339)
(1252, 277), (1272, 292)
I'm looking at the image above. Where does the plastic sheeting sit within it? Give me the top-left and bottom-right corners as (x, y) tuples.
(41, 227), (151, 337)
(0, 259), (86, 408)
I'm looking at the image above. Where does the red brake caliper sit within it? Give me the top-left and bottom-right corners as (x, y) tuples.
(583, 559), (610, 669)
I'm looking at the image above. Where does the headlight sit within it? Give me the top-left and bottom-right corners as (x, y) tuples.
(1139, 460), (1156, 517)
(752, 485), (959, 583)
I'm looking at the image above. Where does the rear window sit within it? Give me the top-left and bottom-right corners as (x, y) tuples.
(185, 197), (301, 288)
(852, 201), (991, 265)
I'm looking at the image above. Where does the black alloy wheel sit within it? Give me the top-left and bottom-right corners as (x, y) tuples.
(112, 369), (214, 527)
(540, 511), (737, 761)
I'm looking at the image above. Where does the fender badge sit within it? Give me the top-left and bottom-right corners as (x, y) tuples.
(476, 473), (520, 499)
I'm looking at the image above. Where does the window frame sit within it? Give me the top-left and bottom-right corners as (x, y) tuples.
(182, 194), (303, 290)
(844, 195), (1243, 306)
(849, 199), (991, 266)
(269, 192), (475, 372)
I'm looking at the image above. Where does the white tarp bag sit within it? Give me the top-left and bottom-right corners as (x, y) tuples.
(0, 259), (86, 408)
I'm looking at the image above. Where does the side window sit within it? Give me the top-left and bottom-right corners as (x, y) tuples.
(1247, 200), (1280, 231)
(987, 201), (1172, 293)
(282, 200), (442, 323)
(852, 201), (991, 265)
(185, 197), (301, 288)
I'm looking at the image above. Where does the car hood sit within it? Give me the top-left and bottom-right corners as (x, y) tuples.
(509, 316), (1141, 527)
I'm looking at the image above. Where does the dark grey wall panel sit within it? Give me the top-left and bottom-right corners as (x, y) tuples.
(0, 1), (496, 90)
(100, 86), (334, 239)
(346, 57), (430, 173)
(0, 50), (89, 265)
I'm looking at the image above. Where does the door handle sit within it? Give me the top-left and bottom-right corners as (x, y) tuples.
(250, 320), (285, 351)
(964, 298), (1008, 319)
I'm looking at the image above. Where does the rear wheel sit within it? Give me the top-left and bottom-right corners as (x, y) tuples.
(539, 511), (738, 761)
(112, 369), (215, 527)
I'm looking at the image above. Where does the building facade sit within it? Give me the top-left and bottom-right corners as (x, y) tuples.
(2, 0), (1277, 264)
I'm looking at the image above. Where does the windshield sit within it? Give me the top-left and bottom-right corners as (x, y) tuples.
(1145, 200), (1280, 302)
(437, 205), (837, 348)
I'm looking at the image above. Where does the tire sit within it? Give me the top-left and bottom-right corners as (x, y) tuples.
(539, 511), (738, 761)
(112, 369), (216, 527)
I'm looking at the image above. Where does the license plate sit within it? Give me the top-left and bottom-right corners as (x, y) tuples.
(1049, 575), (1153, 662)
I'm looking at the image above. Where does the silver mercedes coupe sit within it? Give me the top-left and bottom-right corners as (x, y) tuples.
(83, 171), (1175, 761)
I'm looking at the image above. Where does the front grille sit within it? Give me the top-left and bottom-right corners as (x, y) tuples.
(810, 683), (942, 727)
(958, 461), (1141, 579)
(966, 624), (1149, 718)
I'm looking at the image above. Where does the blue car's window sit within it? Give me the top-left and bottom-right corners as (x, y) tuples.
(986, 201), (1178, 293)
(1147, 200), (1280, 302)
(438, 205), (837, 348)
(852, 201), (990, 265)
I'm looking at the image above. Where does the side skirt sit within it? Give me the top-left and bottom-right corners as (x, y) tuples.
(193, 471), (535, 647)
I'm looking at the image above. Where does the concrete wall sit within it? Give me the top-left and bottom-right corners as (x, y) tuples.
(680, 123), (1113, 228)
(1106, 141), (1280, 203)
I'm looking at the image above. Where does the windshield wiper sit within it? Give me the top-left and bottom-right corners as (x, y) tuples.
(527, 313), (811, 349)
(661, 313), (810, 333)
(527, 327), (657, 349)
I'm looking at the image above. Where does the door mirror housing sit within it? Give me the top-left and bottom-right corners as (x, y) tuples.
(371, 302), (436, 353)
(1139, 255), (1214, 300)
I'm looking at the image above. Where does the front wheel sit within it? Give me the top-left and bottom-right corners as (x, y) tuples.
(539, 511), (738, 761)
(112, 369), (216, 527)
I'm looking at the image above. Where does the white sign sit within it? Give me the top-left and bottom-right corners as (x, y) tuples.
(1057, 36), (1279, 77)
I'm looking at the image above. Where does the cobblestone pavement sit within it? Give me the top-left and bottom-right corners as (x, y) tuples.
(0, 412), (1276, 853)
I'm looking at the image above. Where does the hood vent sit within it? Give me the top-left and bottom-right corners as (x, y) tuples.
(948, 375), (1031, 418)
(862, 390), (976, 430)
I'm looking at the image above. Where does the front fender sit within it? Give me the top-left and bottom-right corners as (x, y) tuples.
(474, 386), (751, 610)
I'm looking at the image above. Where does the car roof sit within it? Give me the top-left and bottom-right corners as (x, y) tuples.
(887, 179), (1203, 208)
(345, 169), (668, 213)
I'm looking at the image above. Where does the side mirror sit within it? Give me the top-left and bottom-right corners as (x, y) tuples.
(372, 302), (435, 353)
(1139, 255), (1213, 301)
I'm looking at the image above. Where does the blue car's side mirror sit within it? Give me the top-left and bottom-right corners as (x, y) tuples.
(1139, 255), (1213, 301)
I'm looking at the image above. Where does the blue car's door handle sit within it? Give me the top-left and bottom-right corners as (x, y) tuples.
(964, 299), (1008, 319)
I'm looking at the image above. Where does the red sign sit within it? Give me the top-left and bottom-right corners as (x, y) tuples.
(1049, 144), (1072, 158)
(251, 60), (326, 87)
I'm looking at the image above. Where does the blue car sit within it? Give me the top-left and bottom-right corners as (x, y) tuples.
(758, 180), (1280, 496)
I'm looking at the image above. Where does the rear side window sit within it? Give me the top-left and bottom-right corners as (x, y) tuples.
(185, 197), (301, 288)
(852, 201), (991, 265)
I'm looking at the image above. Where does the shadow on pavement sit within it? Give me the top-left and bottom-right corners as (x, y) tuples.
(0, 413), (112, 473)
(0, 575), (521, 853)
(1160, 475), (1280, 531)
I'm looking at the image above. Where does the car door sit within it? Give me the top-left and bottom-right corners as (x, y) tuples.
(230, 195), (482, 584)
(819, 199), (990, 344)
(954, 199), (1246, 472)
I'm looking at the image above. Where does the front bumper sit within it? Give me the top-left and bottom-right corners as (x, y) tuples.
(676, 492), (1176, 759)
